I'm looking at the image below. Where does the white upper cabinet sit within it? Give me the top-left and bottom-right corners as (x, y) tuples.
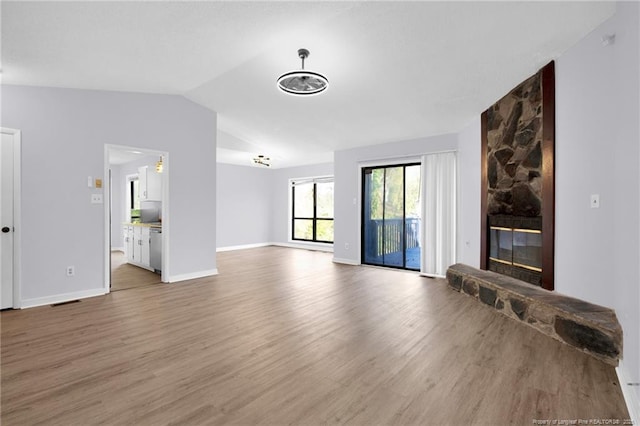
(138, 166), (162, 201)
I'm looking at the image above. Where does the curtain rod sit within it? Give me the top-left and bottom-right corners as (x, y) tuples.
(356, 149), (457, 166)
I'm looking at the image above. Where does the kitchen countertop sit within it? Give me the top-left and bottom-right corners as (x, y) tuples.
(124, 222), (162, 229)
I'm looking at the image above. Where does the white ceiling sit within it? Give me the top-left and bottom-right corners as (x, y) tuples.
(1, 1), (615, 168)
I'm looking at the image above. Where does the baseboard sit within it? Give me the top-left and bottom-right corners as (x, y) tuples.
(332, 257), (360, 266)
(216, 242), (271, 252)
(420, 272), (446, 279)
(21, 288), (107, 309)
(168, 269), (219, 283)
(273, 242), (334, 253)
(111, 247), (124, 253)
(616, 360), (640, 424)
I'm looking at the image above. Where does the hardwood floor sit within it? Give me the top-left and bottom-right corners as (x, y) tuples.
(110, 250), (162, 291)
(1, 247), (629, 425)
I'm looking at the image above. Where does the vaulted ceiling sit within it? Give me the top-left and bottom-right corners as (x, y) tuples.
(1, 1), (615, 168)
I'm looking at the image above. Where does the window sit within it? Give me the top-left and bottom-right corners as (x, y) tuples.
(291, 177), (334, 243)
(130, 178), (140, 210)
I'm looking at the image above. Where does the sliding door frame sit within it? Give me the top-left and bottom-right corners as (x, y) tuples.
(360, 162), (421, 271)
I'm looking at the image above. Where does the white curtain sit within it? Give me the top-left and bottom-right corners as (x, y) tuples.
(421, 151), (457, 277)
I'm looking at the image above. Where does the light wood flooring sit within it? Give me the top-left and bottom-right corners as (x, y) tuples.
(0, 246), (630, 425)
(110, 250), (162, 291)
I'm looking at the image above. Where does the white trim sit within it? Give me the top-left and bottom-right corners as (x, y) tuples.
(356, 150), (458, 170)
(216, 242), (271, 252)
(420, 272), (446, 279)
(616, 361), (640, 425)
(168, 269), (219, 283)
(160, 153), (170, 282)
(290, 175), (334, 186)
(274, 241), (334, 253)
(124, 173), (139, 224)
(357, 155), (423, 169)
(332, 257), (360, 266)
(111, 247), (125, 253)
(217, 242), (335, 253)
(1, 128), (22, 309)
(21, 288), (107, 309)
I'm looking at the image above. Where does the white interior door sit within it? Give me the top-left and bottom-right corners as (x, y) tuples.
(1, 131), (15, 309)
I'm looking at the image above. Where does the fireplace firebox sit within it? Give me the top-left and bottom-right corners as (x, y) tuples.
(487, 216), (542, 286)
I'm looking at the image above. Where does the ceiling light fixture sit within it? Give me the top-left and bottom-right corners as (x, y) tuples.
(253, 155), (271, 167)
(277, 48), (328, 96)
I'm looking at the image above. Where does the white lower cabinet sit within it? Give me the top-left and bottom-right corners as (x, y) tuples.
(123, 224), (152, 270)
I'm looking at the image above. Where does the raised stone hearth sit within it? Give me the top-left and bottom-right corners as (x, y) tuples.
(446, 264), (622, 366)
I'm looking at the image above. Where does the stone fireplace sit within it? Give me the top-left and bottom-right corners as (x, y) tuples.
(481, 61), (555, 290)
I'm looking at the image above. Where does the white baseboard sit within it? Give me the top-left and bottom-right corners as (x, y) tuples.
(168, 269), (219, 283)
(420, 272), (446, 279)
(216, 242), (271, 252)
(616, 361), (640, 425)
(21, 288), (107, 309)
(273, 242), (334, 253)
(332, 257), (359, 265)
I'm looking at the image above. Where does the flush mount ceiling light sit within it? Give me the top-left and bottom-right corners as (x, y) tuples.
(277, 48), (328, 96)
(253, 155), (271, 167)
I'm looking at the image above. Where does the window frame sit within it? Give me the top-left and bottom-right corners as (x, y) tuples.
(290, 177), (334, 244)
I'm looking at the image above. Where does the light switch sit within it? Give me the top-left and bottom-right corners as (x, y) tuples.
(91, 194), (103, 204)
(88, 176), (93, 188)
(590, 194), (600, 209)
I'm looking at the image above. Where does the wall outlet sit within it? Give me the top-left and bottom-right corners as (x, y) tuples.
(345, 242), (349, 250)
(91, 194), (103, 204)
(66, 266), (75, 276)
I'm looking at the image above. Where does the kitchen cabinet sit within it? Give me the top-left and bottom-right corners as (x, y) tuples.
(123, 224), (152, 271)
(133, 226), (151, 267)
(138, 165), (162, 201)
(123, 225), (134, 260)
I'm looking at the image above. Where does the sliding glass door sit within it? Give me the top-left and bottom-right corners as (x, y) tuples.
(362, 163), (421, 270)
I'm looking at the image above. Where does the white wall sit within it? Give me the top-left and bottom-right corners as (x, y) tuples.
(333, 134), (458, 264)
(457, 117), (482, 267)
(109, 163), (123, 249)
(216, 163), (272, 249)
(270, 163), (334, 249)
(555, 0), (639, 397)
(1, 85), (217, 305)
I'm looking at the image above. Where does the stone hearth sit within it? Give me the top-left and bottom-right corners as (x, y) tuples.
(446, 264), (622, 366)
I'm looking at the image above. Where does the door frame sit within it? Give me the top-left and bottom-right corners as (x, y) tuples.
(358, 157), (422, 271)
(1, 128), (22, 309)
(103, 144), (170, 293)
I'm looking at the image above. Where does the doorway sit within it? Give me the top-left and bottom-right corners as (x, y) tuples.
(104, 145), (169, 292)
(1, 128), (21, 309)
(361, 163), (421, 270)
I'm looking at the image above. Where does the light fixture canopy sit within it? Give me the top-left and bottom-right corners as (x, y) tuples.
(253, 155), (271, 167)
(277, 48), (328, 96)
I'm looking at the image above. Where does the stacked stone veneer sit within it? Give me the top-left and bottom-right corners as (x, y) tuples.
(486, 72), (543, 217)
(447, 264), (622, 366)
